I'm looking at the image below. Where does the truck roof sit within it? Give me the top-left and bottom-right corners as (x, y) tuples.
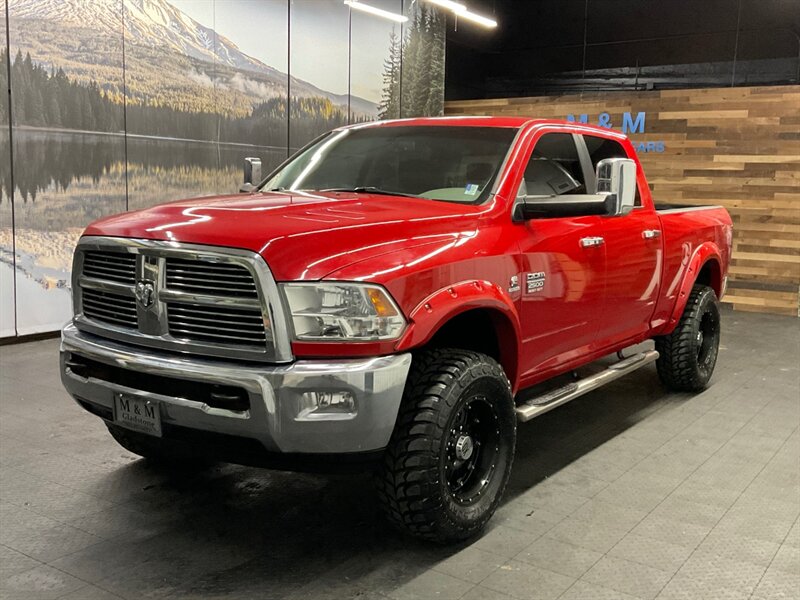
(342, 115), (619, 133)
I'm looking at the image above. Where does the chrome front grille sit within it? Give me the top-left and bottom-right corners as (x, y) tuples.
(81, 288), (138, 329)
(72, 238), (292, 363)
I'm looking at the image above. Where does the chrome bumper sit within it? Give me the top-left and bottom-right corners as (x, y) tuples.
(60, 323), (412, 454)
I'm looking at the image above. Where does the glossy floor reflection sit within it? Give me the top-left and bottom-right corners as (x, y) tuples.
(1, 308), (798, 599)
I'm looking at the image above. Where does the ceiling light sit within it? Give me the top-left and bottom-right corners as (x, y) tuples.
(426, 0), (467, 11)
(453, 8), (497, 28)
(424, 0), (497, 29)
(344, 0), (408, 23)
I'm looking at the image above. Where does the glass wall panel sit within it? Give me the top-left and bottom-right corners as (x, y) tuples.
(8, 0), (126, 334)
(215, 0), (288, 188)
(124, 0), (221, 209)
(289, 0), (350, 151)
(0, 0), (14, 336)
(400, 0), (445, 118)
(350, 0), (402, 121)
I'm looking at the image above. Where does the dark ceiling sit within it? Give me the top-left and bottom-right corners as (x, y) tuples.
(444, 0), (800, 99)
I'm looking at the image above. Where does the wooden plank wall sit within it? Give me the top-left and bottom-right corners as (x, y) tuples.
(445, 86), (800, 316)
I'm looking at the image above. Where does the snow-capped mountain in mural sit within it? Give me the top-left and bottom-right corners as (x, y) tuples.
(7, 0), (376, 116)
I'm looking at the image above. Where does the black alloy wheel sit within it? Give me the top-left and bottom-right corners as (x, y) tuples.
(444, 395), (501, 506)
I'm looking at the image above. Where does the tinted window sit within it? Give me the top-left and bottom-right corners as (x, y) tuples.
(583, 135), (641, 205)
(521, 133), (586, 197)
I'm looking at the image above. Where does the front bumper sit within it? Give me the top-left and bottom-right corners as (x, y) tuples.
(60, 323), (412, 456)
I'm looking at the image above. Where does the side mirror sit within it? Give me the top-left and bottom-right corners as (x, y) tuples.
(239, 157), (262, 193)
(595, 158), (636, 216)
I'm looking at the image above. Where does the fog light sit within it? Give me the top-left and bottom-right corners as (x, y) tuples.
(298, 390), (356, 419)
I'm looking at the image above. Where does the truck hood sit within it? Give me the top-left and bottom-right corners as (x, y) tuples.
(84, 190), (486, 280)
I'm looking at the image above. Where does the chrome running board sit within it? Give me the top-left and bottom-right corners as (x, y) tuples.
(515, 350), (659, 422)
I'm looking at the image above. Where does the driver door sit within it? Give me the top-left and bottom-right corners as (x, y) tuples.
(515, 132), (606, 382)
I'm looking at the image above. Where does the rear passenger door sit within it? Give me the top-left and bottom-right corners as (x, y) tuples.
(580, 134), (662, 345)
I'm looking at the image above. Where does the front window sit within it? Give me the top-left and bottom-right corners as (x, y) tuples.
(261, 125), (518, 204)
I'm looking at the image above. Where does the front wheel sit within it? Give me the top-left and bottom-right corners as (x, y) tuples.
(655, 284), (721, 392)
(376, 349), (516, 543)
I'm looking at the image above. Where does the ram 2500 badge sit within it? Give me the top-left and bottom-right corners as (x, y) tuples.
(61, 117), (733, 542)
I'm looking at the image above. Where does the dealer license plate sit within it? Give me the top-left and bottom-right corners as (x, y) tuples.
(114, 394), (162, 437)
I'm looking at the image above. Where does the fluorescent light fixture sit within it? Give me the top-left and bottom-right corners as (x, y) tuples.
(424, 0), (498, 29)
(426, 0), (467, 11)
(455, 10), (497, 28)
(344, 0), (408, 23)
(453, 8), (497, 28)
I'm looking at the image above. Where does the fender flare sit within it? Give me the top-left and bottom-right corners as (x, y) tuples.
(395, 280), (523, 390)
(667, 242), (723, 329)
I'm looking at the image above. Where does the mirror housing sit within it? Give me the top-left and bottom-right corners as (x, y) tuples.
(595, 157), (636, 216)
(239, 157), (262, 193)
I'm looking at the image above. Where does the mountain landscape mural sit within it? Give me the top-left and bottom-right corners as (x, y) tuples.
(1, 0), (445, 336)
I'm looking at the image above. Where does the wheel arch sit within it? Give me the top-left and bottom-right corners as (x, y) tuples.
(395, 280), (522, 391)
(667, 243), (724, 331)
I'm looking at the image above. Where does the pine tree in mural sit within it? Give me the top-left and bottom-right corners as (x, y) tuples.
(387, 4), (445, 119)
(423, 9), (446, 117)
(378, 28), (402, 120)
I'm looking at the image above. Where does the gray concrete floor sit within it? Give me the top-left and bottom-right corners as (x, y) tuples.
(0, 308), (798, 600)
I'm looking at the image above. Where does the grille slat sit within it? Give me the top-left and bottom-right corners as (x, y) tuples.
(167, 283), (256, 295)
(83, 251), (136, 284)
(166, 312), (265, 328)
(85, 254), (136, 266)
(168, 319), (265, 335)
(168, 327), (266, 344)
(167, 266), (254, 277)
(167, 274), (255, 285)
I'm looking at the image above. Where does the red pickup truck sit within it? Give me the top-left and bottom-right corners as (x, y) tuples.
(60, 116), (732, 543)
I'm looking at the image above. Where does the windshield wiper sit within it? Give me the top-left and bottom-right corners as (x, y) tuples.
(320, 186), (421, 199)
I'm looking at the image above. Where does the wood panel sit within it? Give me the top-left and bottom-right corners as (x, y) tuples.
(446, 85), (800, 316)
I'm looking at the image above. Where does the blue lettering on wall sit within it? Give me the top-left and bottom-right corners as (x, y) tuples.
(636, 141), (665, 153)
(566, 110), (664, 153)
(622, 112), (646, 134)
(566, 113), (589, 124)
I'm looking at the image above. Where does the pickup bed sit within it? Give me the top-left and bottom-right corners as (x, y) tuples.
(60, 117), (732, 542)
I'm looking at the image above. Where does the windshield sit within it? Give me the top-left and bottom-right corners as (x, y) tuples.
(261, 125), (518, 204)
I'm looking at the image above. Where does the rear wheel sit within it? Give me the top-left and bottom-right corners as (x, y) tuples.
(655, 284), (721, 392)
(376, 349), (516, 543)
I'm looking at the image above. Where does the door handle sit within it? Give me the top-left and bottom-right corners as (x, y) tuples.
(642, 229), (661, 239)
(580, 236), (605, 248)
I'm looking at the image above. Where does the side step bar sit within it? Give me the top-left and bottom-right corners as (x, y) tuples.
(515, 350), (659, 422)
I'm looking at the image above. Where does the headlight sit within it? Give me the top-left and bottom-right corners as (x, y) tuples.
(281, 282), (406, 341)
